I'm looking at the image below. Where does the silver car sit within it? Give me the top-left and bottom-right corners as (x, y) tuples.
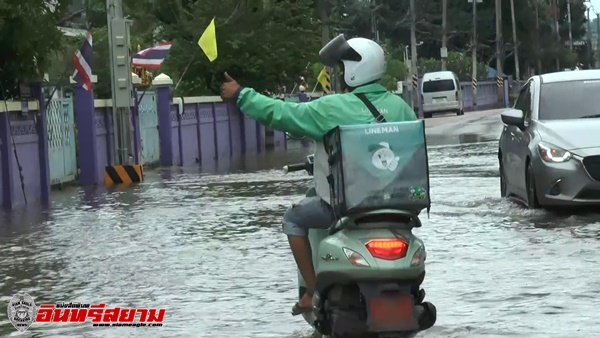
(498, 70), (600, 209)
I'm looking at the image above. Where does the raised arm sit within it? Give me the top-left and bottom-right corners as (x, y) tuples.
(235, 87), (337, 140)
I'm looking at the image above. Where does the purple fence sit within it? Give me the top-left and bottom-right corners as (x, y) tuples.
(150, 74), (285, 167)
(0, 83), (51, 209)
(76, 73), (280, 187)
(459, 80), (505, 111)
(305, 78), (508, 114)
(3, 73), (506, 211)
(413, 78), (509, 114)
(166, 98), (270, 166)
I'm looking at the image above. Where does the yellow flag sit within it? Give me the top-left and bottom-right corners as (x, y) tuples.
(317, 67), (331, 93)
(198, 17), (218, 62)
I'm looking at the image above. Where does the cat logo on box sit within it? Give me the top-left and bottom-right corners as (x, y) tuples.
(7, 293), (36, 332)
(371, 142), (399, 171)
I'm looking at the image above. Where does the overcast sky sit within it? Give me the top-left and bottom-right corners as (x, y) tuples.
(589, 0), (600, 18)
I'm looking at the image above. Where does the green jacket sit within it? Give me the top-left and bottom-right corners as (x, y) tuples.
(235, 83), (417, 139)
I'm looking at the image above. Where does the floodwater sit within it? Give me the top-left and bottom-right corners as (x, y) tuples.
(1, 139), (600, 338)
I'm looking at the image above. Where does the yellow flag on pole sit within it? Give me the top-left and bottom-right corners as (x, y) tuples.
(317, 67), (331, 93)
(198, 17), (218, 62)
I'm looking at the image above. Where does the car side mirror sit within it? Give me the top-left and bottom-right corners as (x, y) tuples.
(501, 109), (525, 128)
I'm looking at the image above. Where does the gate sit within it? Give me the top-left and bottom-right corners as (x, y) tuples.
(47, 98), (77, 185)
(137, 91), (160, 165)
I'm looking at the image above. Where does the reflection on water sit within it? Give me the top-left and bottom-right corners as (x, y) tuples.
(1, 143), (600, 338)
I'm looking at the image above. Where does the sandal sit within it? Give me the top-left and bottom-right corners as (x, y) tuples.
(291, 289), (314, 316)
(291, 302), (313, 316)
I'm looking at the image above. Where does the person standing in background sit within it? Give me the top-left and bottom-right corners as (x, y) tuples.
(298, 85), (310, 102)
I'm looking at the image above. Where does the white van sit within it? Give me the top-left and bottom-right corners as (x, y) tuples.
(421, 71), (464, 118)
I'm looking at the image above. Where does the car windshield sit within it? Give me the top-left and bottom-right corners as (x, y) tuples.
(422, 79), (455, 93)
(540, 80), (600, 120)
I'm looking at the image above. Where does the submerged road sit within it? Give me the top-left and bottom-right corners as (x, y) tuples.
(2, 109), (600, 338)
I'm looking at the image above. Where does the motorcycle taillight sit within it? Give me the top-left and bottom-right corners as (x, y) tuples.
(365, 239), (408, 260)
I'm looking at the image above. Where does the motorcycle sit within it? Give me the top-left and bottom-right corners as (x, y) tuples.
(283, 154), (437, 338)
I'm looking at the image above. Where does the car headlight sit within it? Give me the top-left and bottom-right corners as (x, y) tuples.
(538, 143), (572, 163)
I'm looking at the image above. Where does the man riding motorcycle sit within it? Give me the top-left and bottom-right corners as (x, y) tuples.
(220, 34), (417, 316)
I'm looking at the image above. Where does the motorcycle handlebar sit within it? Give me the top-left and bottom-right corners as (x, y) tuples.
(283, 163), (307, 174)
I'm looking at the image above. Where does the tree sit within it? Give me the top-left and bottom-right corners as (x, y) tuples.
(418, 51), (487, 80)
(0, 0), (72, 98)
(158, 0), (321, 96)
(78, 0), (320, 97)
(335, 0), (589, 76)
(34, 0), (592, 101)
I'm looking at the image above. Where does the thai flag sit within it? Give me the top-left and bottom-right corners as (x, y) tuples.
(132, 41), (173, 69)
(72, 31), (93, 91)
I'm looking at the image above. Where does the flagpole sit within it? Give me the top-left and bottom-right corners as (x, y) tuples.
(291, 62), (310, 96)
(137, 68), (160, 103)
(44, 63), (75, 109)
(43, 30), (93, 109)
(137, 80), (146, 107)
(174, 49), (199, 92)
(45, 40), (88, 109)
(310, 82), (319, 94)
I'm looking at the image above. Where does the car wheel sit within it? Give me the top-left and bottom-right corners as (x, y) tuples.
(459, 109), (465, 116)
(526, 162), (540, 209)
(424, 112), (432, 119)
(499, 160), (507, 197)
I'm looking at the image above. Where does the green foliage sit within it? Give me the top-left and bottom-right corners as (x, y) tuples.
(0, 0), (71, 98)
(418, 52), (488, 81)
(5, 0), (592, 100)
(331, 0), (590, 75)
(46, 36), (82, 91)
(151, 0), (321, 96)
(379, 58), (408, 91)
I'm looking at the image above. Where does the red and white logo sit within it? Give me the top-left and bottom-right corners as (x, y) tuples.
(8, 293), (166, 332)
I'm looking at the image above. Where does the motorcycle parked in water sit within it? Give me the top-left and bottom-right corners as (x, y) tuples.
(283, 154), (437, 338)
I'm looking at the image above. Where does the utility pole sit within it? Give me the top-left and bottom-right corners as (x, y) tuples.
(597, 13), (600, 67)
(441, 0), (448, 70)
(371, 0), (378, 42)
(567, 0), (573, 51)
(509, 0), (520, 81)
(470, 0), (479, 107)
(534, 0), (542, 74)
(495, 0), (503, 102)
(107, 0), (133, 165)
(553, 0), (560, 70)
(319, 0), (333, 91)
(410, 0), (419, 114)
(587, 6), (592, 68)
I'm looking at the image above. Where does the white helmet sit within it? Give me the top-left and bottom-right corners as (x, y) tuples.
(319, 34), (385, 88)
(299, 85), (306, 91)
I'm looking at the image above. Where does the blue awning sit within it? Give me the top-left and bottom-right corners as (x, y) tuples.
(487, 66), (505, 78)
